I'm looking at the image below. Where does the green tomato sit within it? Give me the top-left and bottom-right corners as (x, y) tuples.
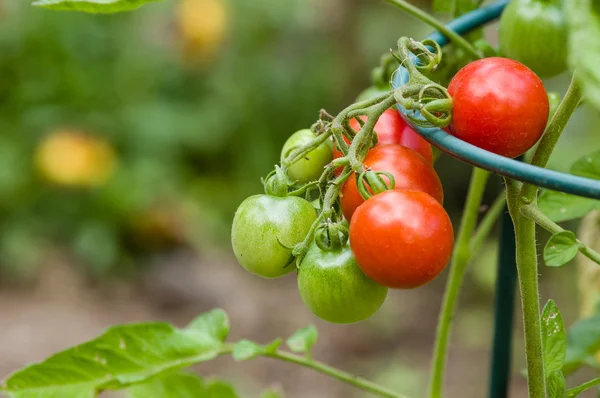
(281, 129), (333, 184)
(232, 194), (317, 278)
(498, 0), (568, 78)
(298, 242), (387, 324)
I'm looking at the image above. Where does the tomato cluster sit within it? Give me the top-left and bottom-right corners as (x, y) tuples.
(232, 109), (454, 324)
(232, 31), (554, 324)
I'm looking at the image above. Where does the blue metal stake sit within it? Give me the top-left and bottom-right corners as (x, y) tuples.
(489, 205), (518, 398)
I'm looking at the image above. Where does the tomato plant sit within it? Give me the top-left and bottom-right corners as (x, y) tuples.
(231, 194), (317, 278)
(340, 144), (443, 220)
(349, 189), (454, 289)
(448, 57), (550, 158)
(297, 242), (387, 324)
(498, 0), (568, 78)
(7, 0), (600, 398)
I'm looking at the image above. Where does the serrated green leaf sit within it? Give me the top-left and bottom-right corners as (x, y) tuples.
(232, 340), (263, 362)
(542, 300), (567, 377)
(571, 150), (600, 180)
(538, 190), (600, 223)
(286, 325), (317, 354)
(544, 231), (583, 267)
(566, 0), (600, 112)
(264, 338), (283, 354)
(547, 370), (566, 398)
(127, 372), (205, 398)
(563, 313), (600, 375)
(31, 0), (161, 13)
(186, 309), (229, 343)
(566, 377), (600, 397)
(3, 309), (228, 397)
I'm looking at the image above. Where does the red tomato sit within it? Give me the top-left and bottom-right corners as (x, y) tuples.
(448, 57), (549, 158)
(349, 189), (454, 289)
(332, 109), (433, 172)
(340, 144), (443, 221)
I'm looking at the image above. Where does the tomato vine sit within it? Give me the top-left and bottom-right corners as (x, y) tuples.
(5, 0), (600, 397)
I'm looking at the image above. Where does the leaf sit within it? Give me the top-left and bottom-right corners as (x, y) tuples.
(264, 338), (283, 354)
(566, 0), (600, 112)
(31, 0), (161, 14)
(538, 190), (600, 223)
(186, 309), (229, 343)
(547, 370), (566, 398)
(2, 309), (228, 398)
(204, 380), (239, 398)
(286, 325), (318, 354)
(232, 340), (263, 362)
(544, 231), (583, 267)
(127, 372), (205, 398)
(542, 300), (567, 377)
(127, 374), (240, 398)
(566, 377), (600, 397)
(563, 313), (600, 374)
(571, 150), (600, 180)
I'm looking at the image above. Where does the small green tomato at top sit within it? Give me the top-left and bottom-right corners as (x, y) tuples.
(231, 194), (317, 278)
(298, 242), (387, 324)
(498, 0), (568, 78)
(281, 129), (333, 184)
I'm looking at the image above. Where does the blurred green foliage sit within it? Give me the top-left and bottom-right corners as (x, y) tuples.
(1, 0), (596, 280)
(0, 0), (425, 277)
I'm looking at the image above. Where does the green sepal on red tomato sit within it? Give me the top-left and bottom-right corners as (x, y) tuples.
(498, 0), (567, 79)
(298, 242), (387, 324)
(281, 129), (333, 184)
(231, 194), (317, 278)
(448, 57), (549, 158)
(349, 189), (454, 289)
(332, 108), (433, 170)
(340, 144), (443, 221)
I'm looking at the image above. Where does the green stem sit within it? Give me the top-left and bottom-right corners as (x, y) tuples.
(521, 204), (600, 266)
(383, 0), (481, 60)
(219, 345), (408, 398)
(505, 75), (583, 398)
(521, 73), (582, 200)
(512, 208), (546, 398)
(469, 191), (507, 255)
(428, 167), (490, 398)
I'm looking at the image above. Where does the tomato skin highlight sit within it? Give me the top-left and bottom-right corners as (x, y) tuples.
(231, 194), (317, 278)
(448, 57), (549, 158)
(281, 129), (333, 184)
(340, 144), (443, 221)
(349, 189), (454, 289)
(498, 0), (567, 79)
(298, 242), (387, 324)
(332, 109), (433, 170)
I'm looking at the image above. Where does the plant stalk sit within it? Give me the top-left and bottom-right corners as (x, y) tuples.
(219, 345), (408, 398)
(383, 0), (481, 60)
(507, 72), (582, 397)
(428, 167), (490, 398)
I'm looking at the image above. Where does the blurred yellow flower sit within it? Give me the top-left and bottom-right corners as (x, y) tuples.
(176, 0), (229, 60)
(35, 130), (117, 187)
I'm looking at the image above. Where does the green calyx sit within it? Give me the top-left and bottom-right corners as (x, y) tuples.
(314, 220), (349, 252)
(393, 37), (454, 128)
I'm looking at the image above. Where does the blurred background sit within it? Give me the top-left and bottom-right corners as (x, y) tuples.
(0, 0), (597, 396)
